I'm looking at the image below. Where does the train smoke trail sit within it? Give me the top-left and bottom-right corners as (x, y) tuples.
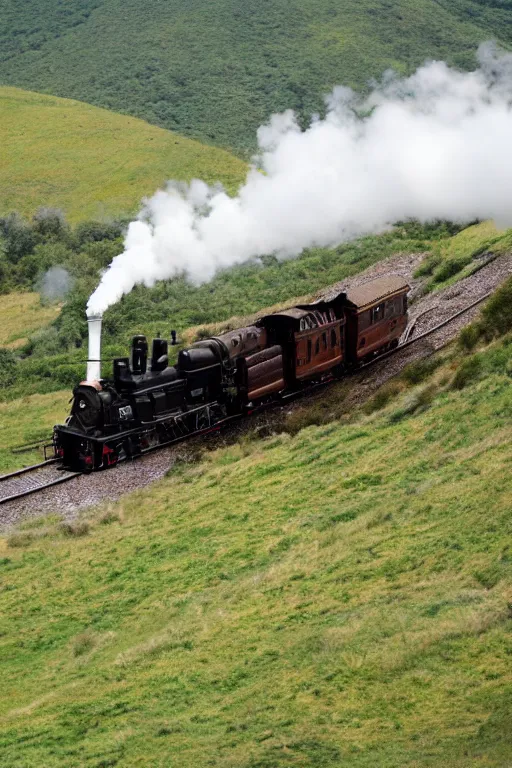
(87, 42), (512, 317)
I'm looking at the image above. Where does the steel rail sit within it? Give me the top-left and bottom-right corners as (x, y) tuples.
(0, 458), (59, 482)
(0, 471), (81, 506)
(359, 290), (493, 371)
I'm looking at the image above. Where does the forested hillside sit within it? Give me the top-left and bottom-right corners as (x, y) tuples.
(1, 87), (246, 221)
(1, 0), (512, 150)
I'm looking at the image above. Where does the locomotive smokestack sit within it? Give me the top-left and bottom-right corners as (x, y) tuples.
(87, 315), (102, 381)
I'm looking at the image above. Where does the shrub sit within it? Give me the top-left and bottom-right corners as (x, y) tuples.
(0, 213), (36, 263)
(413, 252), (442, 278)
(0, 348), (18, 388)
(401, 357), (441, 385)
(364, 381), (401, 414)
(7, 531), (37, 548)
(451, 355), (483, 390)
(388, 384), (436, 423)
(32, 208), (68, 240)
(458, 323), (481, 352)
(431, 255), (467, 284)
(480, 277), (512, 339)
(60, 520), (90, 537)
(73, 629), (96, 657)
(74, 220), (124, 248)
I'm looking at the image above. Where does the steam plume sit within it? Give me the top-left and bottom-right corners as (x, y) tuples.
(87, 43), (512, 317)
(39, 266), (74, 301)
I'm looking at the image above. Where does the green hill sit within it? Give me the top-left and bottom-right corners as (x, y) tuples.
(1, 0), (511, 150)
(1, 319), (511, 766)
(1, 87), (246, 221)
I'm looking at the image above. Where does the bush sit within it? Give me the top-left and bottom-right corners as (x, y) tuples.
(60, 520), (90, 537)
(388, 384), (436, 423)
(74, 220), (124, 248)
(401, 357), (441, 385)
(0, 348), (18, 387)
(364, 381), (401, 414)
(451, 355), (483, 390)
(458, 323), (481, 352)
(32, 208), (68, 240)
(431, 255), (467, 284)
(480, 277), (512, 339)
(413, 252), (442, 278)
(0, 213), (36, 263)
(73, 629), (96, 657)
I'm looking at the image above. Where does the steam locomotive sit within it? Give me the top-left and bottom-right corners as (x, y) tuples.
(54, 275), (409, 471)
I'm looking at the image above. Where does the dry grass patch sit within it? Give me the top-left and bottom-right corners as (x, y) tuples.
(0, 292), (61, 348)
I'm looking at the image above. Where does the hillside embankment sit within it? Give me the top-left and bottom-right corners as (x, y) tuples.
(1, 86), (246, 221)
(0, 302), (511, 767)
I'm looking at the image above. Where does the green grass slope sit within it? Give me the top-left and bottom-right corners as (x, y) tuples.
(1, 332), (511, 766)
(1, 87), (246, 221)
(1, 0), (511, 150)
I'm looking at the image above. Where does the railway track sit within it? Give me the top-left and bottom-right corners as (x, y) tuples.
(0, 288), (494, 508)
(0, 460), (81, 506)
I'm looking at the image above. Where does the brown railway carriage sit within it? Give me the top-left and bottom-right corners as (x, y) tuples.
(259, 304), (346, 383)
(191, 275), (409, 406)
(343, 276), (409, 362)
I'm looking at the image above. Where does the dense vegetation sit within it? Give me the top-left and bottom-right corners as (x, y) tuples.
(0, 210), (470, 400)
(1, 0), (512, 150)
(1, 315), (511, 766)
(1, 87), (247, 221)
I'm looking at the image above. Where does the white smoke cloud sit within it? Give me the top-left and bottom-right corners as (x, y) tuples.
(39, 266), (74, 301)
(87, 42), (512, 317)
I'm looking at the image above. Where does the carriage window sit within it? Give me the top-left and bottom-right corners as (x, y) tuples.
(371, 303), (385, 324)
(307, 340), (312, 362)
(330, 329), (337, 348)
(322, 332), (327, 350)
(315, 339), (320, 355)
(300, 318), (306, 331)
(385, 297), (401, 318)
(358, 311), (370, 331)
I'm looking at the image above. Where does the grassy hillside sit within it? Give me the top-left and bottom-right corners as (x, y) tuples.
(415, 221), (512, 292)
(1, 87), (246, 221)
(1, 1), (511, 150)
(0, 292), (60, 349)
(0, 390), (69, 474)
(1, 329), (511, 766)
